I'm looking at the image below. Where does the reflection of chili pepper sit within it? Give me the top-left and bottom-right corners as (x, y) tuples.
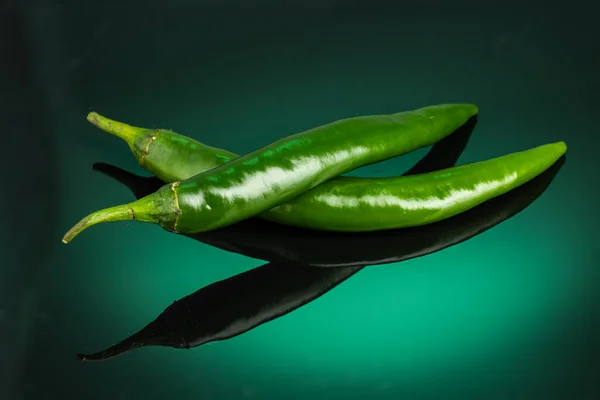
(76, 262), (363, 362)
(62, 104), (477, 242)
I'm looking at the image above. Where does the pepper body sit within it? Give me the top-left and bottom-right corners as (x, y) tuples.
(261, 142), (567, 231)
(172, 104), (478, 233)
(92, 104), (476, 185)
(63, 104), (478, 242)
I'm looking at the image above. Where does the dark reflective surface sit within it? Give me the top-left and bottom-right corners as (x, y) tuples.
(8, 4), (599, 399)
(77, 116), (566, 361)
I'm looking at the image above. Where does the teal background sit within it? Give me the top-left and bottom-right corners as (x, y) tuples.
(3, 1), (599, 399)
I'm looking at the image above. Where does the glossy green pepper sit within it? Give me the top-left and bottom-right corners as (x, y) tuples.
(63, 104), (478, 243)
(85, 108), (566, 232)
(85, 105), (476, 184)
(263, 142), (567, 231)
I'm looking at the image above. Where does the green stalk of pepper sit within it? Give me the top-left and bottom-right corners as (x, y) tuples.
(62, 104), (478, 242)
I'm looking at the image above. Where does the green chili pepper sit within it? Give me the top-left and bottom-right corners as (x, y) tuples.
(83, 108), (566, 233)
(86, 104), (477, 184)
(62, 104), (478, 242)
(263, 142), (567, 231)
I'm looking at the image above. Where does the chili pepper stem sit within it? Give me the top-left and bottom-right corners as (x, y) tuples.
(87, 112), (145, 150)
(62, 185), (180, 243)
(62, 204), (135, 244)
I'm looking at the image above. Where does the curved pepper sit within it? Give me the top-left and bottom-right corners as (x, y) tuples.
(86, 104), (477, 184)
(84, 109), (566, 232)
(62, 104), (477, 242)
(263, 141), (567, 231)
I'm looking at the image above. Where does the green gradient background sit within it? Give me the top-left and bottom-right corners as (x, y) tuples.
(6, 2), (600, 399)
